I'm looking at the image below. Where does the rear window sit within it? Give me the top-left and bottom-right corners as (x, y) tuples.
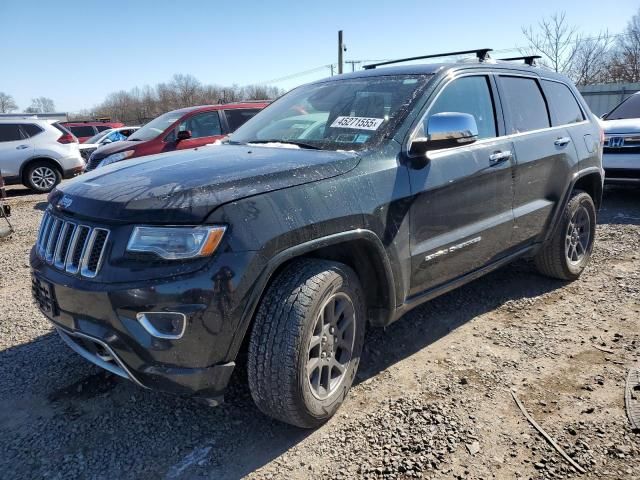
(69, 126), (95, 137)
(0, 124), (23, 142)
(542, 80), (584, 126)
(21, 123), (43, 138)
(224, 109), (261, 131)
(499, 76), (550, 134)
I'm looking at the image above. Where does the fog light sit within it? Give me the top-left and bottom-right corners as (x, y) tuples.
(136, 312), (186, 339)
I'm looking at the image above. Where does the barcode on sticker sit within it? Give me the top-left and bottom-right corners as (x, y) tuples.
(330, 116), (384, 130)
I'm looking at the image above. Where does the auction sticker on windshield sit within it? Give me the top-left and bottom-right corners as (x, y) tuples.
(330, 116), (384, 130)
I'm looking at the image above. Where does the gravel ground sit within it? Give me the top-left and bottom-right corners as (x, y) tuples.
(1, 183), (639, 479)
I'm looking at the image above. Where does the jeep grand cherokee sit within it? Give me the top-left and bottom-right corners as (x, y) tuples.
(31, 49), (604, 428)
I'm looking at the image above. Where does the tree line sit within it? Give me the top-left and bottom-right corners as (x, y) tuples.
(69, 75), (283, 124)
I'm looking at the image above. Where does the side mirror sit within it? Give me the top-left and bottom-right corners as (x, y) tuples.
(177, 130), (192, 142)
(101, 138), (112, 145)
(409, 112), (478, 157)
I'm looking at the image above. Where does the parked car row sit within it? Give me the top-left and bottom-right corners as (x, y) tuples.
(0, 102), (267, 192)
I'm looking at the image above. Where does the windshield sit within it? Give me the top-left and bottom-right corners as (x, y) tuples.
(85, 129), (113, 144)
(128, 110), (184, 141)
(605, 94), (640, 120)
(228, 75), (431, 151)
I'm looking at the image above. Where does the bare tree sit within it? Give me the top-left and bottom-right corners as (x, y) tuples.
(522, 12), (581, 74)
(0, 92), (18, 113)
(608, 9), (640, 82)
(25, 97), (56, 113)
(571, 32), (613, 85)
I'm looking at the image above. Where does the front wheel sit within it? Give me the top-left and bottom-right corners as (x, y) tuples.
(247, 259), (365, 428)
(535, 190), (596, 280)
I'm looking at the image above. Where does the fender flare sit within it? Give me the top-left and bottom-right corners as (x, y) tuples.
(224, 229), (396, 361)
(543, 166), (604, 245)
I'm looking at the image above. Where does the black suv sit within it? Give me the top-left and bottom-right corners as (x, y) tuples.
(31, 49), (603, 428)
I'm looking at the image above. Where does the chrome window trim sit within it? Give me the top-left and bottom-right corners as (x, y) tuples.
(407, 70), (591, 155)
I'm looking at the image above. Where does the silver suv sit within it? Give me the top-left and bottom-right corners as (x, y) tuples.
(0, 119), (84, 192)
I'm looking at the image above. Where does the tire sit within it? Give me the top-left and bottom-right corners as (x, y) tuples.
(534, 190), (596, 280)
(247, 258), (366, 428)
(24, 161), (61, 193)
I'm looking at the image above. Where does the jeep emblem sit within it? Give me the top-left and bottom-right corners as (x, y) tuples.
(58, 195), (73, 210)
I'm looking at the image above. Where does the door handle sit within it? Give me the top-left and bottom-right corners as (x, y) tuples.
(15, 145), (29, 150)
(489, 150), (512, 164)
(554, 137), (571, 147)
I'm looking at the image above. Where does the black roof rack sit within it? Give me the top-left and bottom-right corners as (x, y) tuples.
(498, 55), (542, 66)
(363, 48), (493, 70)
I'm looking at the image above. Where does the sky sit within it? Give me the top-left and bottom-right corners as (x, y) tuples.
(1, 0), (638, 112)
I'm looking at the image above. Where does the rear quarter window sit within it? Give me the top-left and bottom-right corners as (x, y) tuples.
(20, 123), (44, 138)
(542, 80), (584, 126)
(499, 76), (550, 134)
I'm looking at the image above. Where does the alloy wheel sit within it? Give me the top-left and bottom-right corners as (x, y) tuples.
(31, 166), (57, 190)
(307, 292), (356, 400)
(565, 205), (591, 265)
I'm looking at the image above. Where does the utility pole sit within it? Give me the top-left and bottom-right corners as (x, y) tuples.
(345, 60), (361, 72)
(338, 30), (345, 74)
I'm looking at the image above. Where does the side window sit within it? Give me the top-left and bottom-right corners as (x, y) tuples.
(224, 109), (261, 131)
(21, 124), (43, 138)
(426, 76), (497, 140)
(96, 125), (112, 132)
(179, 112), (222, 139)
(499, 77), (550, 133)
(542, 80), (585, 126)
(0, 124), (24, 142)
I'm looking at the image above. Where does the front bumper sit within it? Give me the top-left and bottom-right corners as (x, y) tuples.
(603, 152), (640, 183)
(30, 247), (263, 400)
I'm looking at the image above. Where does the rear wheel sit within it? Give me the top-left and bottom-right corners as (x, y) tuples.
(534, 190), (596, 280)
(24, 161), (61, 193)
(247, 259), (365, 428)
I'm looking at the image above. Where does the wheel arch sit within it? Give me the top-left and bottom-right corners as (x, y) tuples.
(20, 156), (64, 183)
(225, 230), (396, 362)
(543, 166), (603, 245)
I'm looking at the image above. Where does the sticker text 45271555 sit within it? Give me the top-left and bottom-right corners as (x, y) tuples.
(330, 116), (385, 131)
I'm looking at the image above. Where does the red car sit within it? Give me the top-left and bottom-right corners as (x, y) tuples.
(85, 103), (268, 171)
(61, 121), (125, 143)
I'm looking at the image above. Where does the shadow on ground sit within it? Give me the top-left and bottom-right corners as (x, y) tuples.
(0, 188), (636, 480)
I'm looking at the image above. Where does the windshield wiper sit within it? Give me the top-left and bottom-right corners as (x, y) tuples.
(246, 139), (322, 150)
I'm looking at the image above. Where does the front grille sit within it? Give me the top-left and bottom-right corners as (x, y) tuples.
(36, 210), (110, 278)
(80, 148), (97, 161)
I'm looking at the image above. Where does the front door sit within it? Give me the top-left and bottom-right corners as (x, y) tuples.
(176, 111), (225, 150)
(408, 74), (515, 296)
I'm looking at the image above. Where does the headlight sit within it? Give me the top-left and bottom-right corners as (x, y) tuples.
(127, 226), (226, 260)
(97, 150), (135, 169)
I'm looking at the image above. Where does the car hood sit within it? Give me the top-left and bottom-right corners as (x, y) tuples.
(90, 139), (138, 159)
(49, 144), (360, 223)
(601, 118), (640, 134)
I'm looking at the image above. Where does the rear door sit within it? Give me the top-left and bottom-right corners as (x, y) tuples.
(0, 123), (32, 178)
(497, 75), (579, 245)
(176, 111), (224, 150)
(407, 74), (516, 295)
